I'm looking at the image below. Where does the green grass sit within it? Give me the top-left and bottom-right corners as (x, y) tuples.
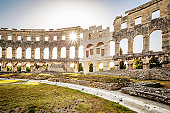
(0, 83), (136, 113)
(132, 79), (170, 89)
(0, 80), (23, 84)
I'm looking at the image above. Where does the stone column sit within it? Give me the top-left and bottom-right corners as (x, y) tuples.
(66, 48), (70, 59)
(162, 30), (169, 51)
(92, 62), (97, 72)
(142, 35), (150, 52)
(2, 47), (6, 59)
(1, 62), (6, 72)
(142, 57), (150, 69)
(58, 48), (61, 59)
(12, 47), (16, 59)
(40, 48), (44, 59)
(103, 61), (108, 71)
(75, 46), (78, 59)
(22, 48), (26, 59)
(128, 38), (133, 54)
(31, 48), (34, 59)
(49, 47), (52, 59)
(83, 62), (89, 74)
(115, 42), (120, 56)
(127, 60), (133, 70)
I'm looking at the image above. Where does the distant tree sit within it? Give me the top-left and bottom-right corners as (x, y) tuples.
(26, 67), (31, 72)
(149, 57), (162, 68)
(120, 61), (126, 69)
(133, 59), (143, 69)
(17, 65), (21, 72)
(89, 63), (93, 72)
(7, 66), (12, 71)
(120, 47), (123, 55)
(78, 63), (83, 72)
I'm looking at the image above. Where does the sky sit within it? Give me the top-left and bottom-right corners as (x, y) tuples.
(0, 0), (151, 30)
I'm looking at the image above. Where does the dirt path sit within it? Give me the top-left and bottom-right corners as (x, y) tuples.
(1, 78), (170, 113)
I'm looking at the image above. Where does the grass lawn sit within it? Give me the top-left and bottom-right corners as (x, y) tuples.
(132, 79), (170, 89)
(0, 80), (23, 84)
(0, 82), (136, 113)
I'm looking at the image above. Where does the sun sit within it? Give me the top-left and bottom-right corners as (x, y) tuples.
(69, 32), (77, 40)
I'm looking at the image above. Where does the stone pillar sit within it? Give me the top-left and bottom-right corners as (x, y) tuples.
(162, 53), (169, 67)
(22, 48), (26, 59)
(142, 35), (149, 52)
(75, 46), (78, 59)
(162, 30), (169, 51)
(1, 62), (6, 72)
(142, 57), (150, 69)
(83, 62), (89, 74)
(92, 62), (97, 72)
(74, 62), (78, 72)
(128, 39), (133, 54)
(127, 60), (133, 70)
(115, 42), (120, 56)
(2, 47), (6, 59)
(114, 61), (120, 70)
(103, 61), (108, 71)
(31, 48), (34, 59)
(58, 48), (61, 59)
(49, 48), (52, 59)
(40, 49), (44, 59)
(66, 48), (70, 59)
(12, 47), (16, 59)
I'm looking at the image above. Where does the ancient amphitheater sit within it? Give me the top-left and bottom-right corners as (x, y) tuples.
(0, 0), (169, 74)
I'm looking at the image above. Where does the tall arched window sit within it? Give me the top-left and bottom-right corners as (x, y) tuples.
(120, 38), (128, 54)
(61, 47), (66, 58)
(26, 47), (31, 59)
(70, 46), (75, 59)
(35, 48), (40, 59)
(16, 47), (22, 59)
(150, 30), (162, 52)
(133, 35), (143, 53)
(7, 47), (12, 59)
(52, 47), (57, 59)
(78, 46), (83, 58)
(44, 48), (49, 59)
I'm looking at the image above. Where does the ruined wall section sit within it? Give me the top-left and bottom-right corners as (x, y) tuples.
(0, 26), (82, 72)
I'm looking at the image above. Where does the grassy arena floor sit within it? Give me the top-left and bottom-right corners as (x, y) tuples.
(0, 80), (136, 113)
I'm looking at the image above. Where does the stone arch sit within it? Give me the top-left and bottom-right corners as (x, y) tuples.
(6, 63), (12, 71)
(52, 47), (57, 59)
(120, 38), (128, 55)
(149, 30), (162, 52)
(86, 44), (93, 48)
(61, 47), (66, 58)
(44, 47), (49, 59)
(96, 42), (104, 47)
(133, 35), (143, 53)
(107, 40), (115, 56)
(35, 48), (40, 59)
(70, 46), (75, 59)
(26, 47), (31, 59)
(7, 47), (12, 59)
(16, 47), (22, 59)
(0, 46), (2, 58)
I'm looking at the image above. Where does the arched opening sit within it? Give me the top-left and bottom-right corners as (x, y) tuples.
(109, 62), (115, 70)
(86, 44), (93, 57)
(7, 47), (12, 59)
(99, 31), (102, 38)
(96, 42), (104, 56)
(43, 63), (48, 71)
(89, 33), (92, 39)
(78, 46), (83, 58)
(133, 59), (143, 69)
(26, 63), (31, 72)
(16, 47), (22, 59)
(98, 62), (103, 71)
(26, 47), (31, 59)
(52, 47), (57, 59)
(7, 63), (12, 71)
(108, 41), (115, 56)
(61, 47), (66, 58)
(70, 63), (74, 68)
(35, 48), (40, 59)
(17, 63), (21, 72)
(70, 46), (75, 59)
(149, 57), (162, 68)
(120, 38), (128, 55)
(133, 35), (143, 53)
(44, 48), (49, 59)
(89, 63), (93, 72)
(0, 47), (2, 58)
(150, 30), (162, 52)
(78, 63), (83, 72)
(120, 61), (126, 69)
